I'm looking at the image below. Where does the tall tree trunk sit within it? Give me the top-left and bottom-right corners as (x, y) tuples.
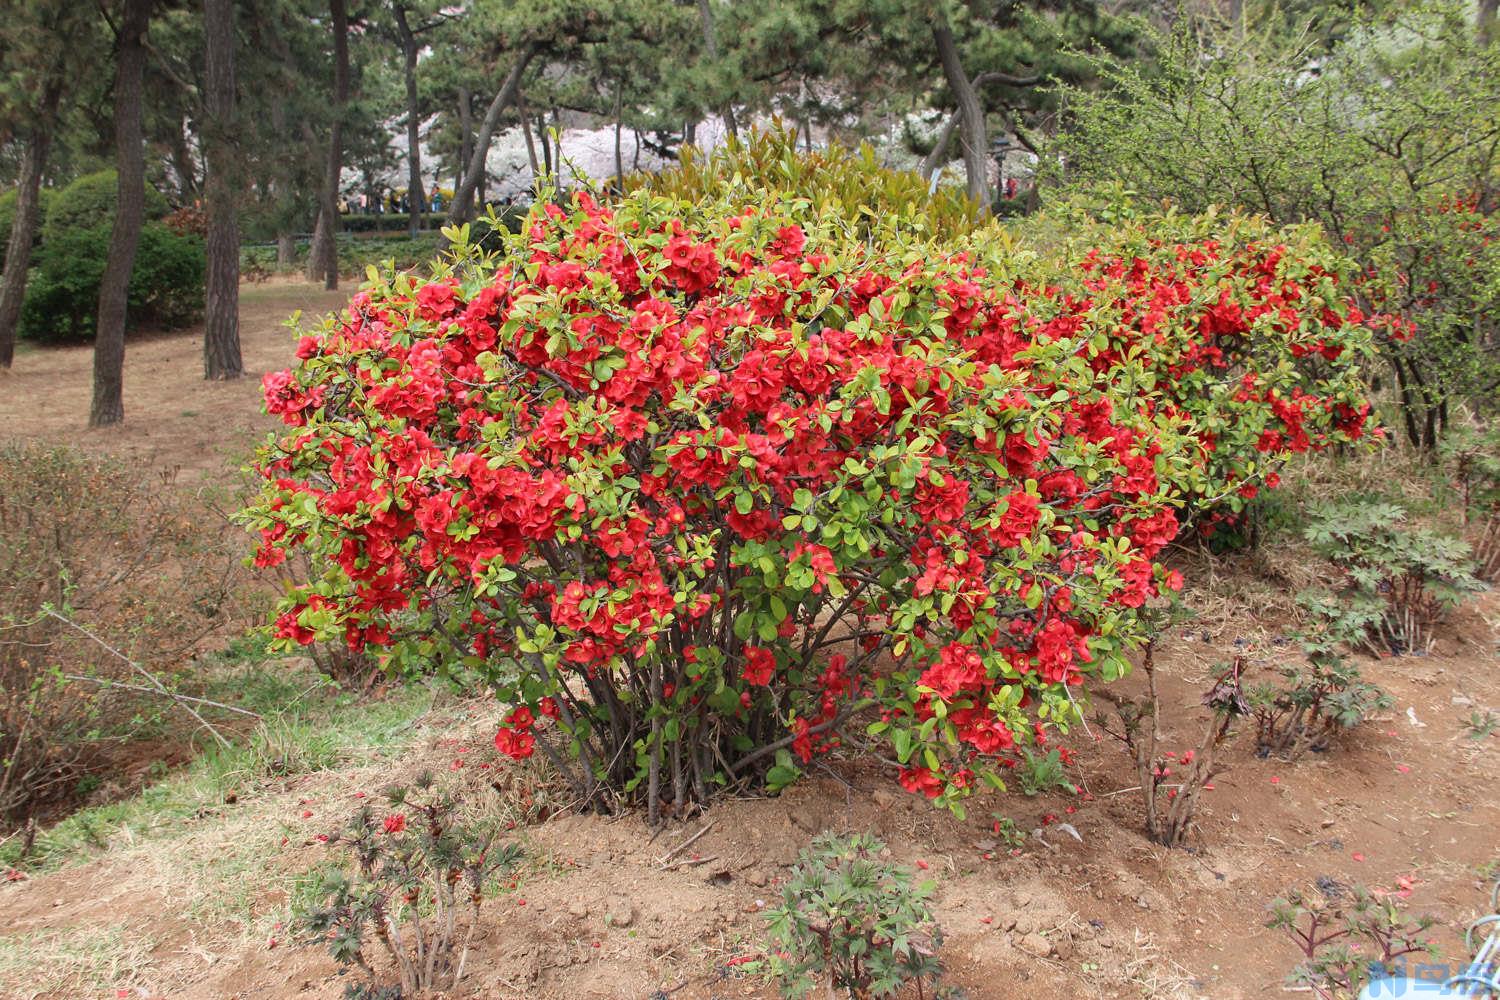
(696, 0), (737, 139)
(457, 86), (473, 194)
(91, 0), (152, 427)
(0, 85), (59, 369)
(202, 0), (243, 380)
(304, 208), (330, 282)
(1481, 0), (1498, 43)
(447, 43), (537, 226)
(932, 15), (989, 211)
(920, 109), (960, 181)
(311, 0), (349, 290)
(394, 4), (423, 238)
(613, 81), (625, 189)
(170, 120), (201, 200)
(517, 90), (541, 182)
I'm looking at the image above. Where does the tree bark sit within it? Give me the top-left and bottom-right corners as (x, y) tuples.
(0, 84), (59, 369)
(613, 80), (625, 189)
(920, 108), (961, 182)
(394, 4), (423, 238)
(310, 0), (349, 289)
(91, 0), (152, 427)
(457, 85), (473, 194)
(517, 90), (541, 182)
(304, 207), (331, 282)
(202, 0), (243, 380)
(696, 0), (737, 139)
(1481, 0), (1498, 44)
(447, 43), (538, 225)
(932, 14), (989, 210)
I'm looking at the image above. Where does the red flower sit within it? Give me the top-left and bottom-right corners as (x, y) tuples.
(383, 813), (407, 834)
(741, 646), (775, 686)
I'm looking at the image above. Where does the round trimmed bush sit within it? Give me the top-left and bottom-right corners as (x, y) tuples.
(42, 169), (170, 244)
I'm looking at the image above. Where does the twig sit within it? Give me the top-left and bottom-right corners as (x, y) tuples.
(662, 854), (718, 872)
(658, 819), (716, 866)
(60, 674), (263, 718)
(43, 609), (232, 749)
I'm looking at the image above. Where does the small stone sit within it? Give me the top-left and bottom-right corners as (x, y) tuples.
(1018, 933), (1053, 958)
(744, 868), (770, 888)
(872, 789), (896, 809)
(604, 895), (635, 928)
(1013, 914), (1036, 935)
(568, 900), (589, 919)
(1135, 894), (1151, 910)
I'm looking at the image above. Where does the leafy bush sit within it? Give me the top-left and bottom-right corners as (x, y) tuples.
(19, 222), (205, 341)
(763, 833), (945, 1000)
(242, 189), (1371, 820)
(0, 445), (237, 828)
(42, 169), (170, 243)
(1303, 500), (1482, 655)
(296, 772), (522, 1000)
(625, 125), (987, 238)
(1249, 606), (1393, 760)
(1268, 884), (1437, 1000)
(0, 186), (55, 271)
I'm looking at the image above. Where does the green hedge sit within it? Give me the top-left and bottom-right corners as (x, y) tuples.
(20, 223), (204, 341)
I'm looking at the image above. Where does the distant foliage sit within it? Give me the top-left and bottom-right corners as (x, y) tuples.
(762, 833), (946, 1000)
(625, 125), (988, 238)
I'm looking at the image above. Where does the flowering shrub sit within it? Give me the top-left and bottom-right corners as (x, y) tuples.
(1006, 207), (1377, 529)
(242, 188), (1371, 819)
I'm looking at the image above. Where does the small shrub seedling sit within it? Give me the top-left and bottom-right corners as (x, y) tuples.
(1268, 884), (1438, 1000)
(1248, 605), (1393, 760)
(295, 772), (521, 999)
(763, 833), (947, 1000)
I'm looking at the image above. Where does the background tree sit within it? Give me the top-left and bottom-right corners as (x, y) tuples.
(0, 2), (99, 369)
(202, 0), (242, 379)
(90, 0), (153, 428)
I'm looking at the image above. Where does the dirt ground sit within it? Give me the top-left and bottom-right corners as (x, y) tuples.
(1, 280), (1497, 1000)
(0, 279), (348, 479)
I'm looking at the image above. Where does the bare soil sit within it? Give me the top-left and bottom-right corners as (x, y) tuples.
(1, 280), (1497, 1000)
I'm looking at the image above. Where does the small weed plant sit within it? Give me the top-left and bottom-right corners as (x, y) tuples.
(296, 772), (521, 999)
(1268, 884), (1437, 1000)
(763, 832), (947, 1000)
